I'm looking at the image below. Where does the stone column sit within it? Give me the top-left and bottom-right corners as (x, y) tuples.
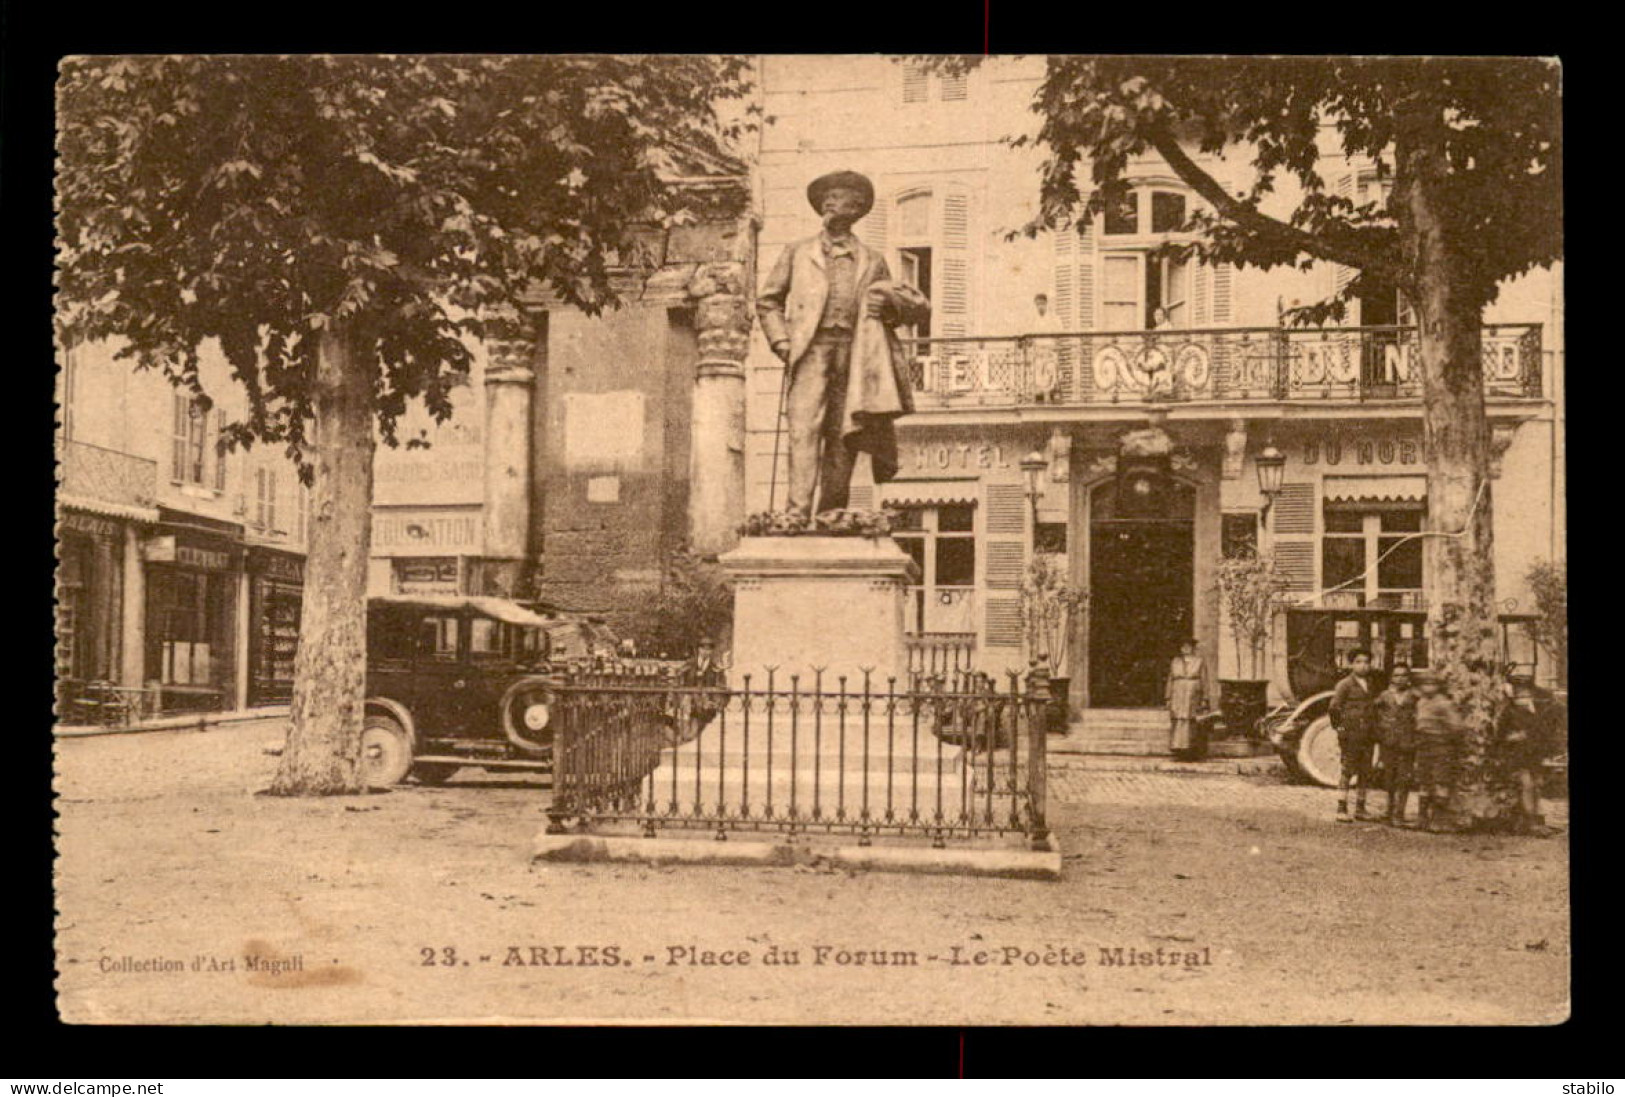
(481, 324), (537, 599)
(687, 260), (752, 558)
(120, 525), (146, 688)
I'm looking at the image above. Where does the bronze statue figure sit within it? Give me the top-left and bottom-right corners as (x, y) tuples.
(757, 170), (930, 519)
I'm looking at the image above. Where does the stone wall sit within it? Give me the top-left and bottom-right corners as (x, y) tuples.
(531, 304), (697, 640)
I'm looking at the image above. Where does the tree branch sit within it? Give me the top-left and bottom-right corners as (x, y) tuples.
(1144, 123), (1410, 289)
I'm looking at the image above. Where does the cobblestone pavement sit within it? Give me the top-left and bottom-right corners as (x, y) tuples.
(1049, 762), (1569, 827)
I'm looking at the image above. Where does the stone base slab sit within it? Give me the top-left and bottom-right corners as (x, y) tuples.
(533, 833), (1062, 881)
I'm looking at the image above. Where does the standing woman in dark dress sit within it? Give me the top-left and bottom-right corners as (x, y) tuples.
(1166, 638), (1212, 760)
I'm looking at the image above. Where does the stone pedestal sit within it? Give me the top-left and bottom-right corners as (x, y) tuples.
(718, 535), (917, 689)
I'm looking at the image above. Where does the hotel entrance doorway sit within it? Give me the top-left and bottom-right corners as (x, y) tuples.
(1088, 478), (1195, 707)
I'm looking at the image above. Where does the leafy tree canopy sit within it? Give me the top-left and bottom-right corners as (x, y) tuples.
(57, 54), (755, 461)
(929, 56), (1561, 320)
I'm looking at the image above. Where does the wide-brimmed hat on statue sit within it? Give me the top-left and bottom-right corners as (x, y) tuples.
(807, 170), (875, 217)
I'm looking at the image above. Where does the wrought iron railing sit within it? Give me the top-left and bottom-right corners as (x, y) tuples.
(903, 323), (1543, 406)
(904, 632), (977, 689)
(59, 440), (159, 506)
(546, 668), (1051, 849)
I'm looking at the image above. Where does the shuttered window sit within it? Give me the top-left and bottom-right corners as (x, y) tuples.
(212, 408), (227, 491)
(983, 482), (1027, 648)
(1272, 482), (1318, 591)
(171, 393), (190, 482)
(901, 63), (929, 104)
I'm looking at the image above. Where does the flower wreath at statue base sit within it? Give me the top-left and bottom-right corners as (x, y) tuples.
(737, 507), (897, 538)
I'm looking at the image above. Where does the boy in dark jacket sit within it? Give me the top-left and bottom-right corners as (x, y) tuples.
(1329, 649), (1380, 822)
(1374, 664), (1419, 827)
(1498, 676), (1558, 837)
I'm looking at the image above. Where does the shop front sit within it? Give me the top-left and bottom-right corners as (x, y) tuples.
(143, 511), (244, 714)
(247, 546), (305, 707)
(56, 509), (127, 716)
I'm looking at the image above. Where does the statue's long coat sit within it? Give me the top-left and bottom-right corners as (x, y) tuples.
(758, 237), (929, 485)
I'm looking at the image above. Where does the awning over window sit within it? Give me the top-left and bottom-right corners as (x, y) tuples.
(879, 479), (980, 508)
(1322, 475), (1427, 504)
(58, 494), (161, 524)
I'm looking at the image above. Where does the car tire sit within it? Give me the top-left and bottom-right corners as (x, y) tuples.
(1295, 714), (1343, 788)
(360, 713), (414, 789)
(413, 762), (459, 786)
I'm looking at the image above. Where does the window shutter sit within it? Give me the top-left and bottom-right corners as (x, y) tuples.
(254, 469), (267, 528)
(267, 470), (278, 532)
(212, 409), (227, 491)
(983, 483), (1026, 648)
(857, 189), (888, 260)
(902, 63), (928, 104)
(1271, 482), (1317, 592)
(171, 394), (188, 482)
(938, 186), (973, 340)
(939, 71), (968, 101)
(1332, 172), (1357, 319)
(1211, 262), (1233, 325)
(1193, 261), (1212, 326)
(1075, 221), (1095, 329)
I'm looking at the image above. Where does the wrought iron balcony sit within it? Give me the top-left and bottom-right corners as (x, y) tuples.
(902, 323), (1543, 407)
(59, 439), (159, 507)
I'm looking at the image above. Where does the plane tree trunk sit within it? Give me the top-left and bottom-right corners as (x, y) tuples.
(268, 325), (376, 796)
(1397, 136), (1511, 825)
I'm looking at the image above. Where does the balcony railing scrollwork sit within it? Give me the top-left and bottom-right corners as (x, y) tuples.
(902, 323), (1543, 407)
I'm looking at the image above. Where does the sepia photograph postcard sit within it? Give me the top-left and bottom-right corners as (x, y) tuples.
(51, 53), (1567, 1026)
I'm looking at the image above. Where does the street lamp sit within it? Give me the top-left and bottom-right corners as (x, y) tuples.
(1255, 444), (1286, 526)
(1020, 449), (1048, 531)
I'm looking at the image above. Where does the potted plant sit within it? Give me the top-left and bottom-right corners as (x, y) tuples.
(1019, 554), (1089, 733)
(1213, 550), (1291, 739)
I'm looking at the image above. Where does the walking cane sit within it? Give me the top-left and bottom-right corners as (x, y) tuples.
(767, 356), (792, 513)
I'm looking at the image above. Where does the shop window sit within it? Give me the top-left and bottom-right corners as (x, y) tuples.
(893, 503), (978, 634)
(936, 538), (976, 587)
(1221, 512), (1259, 559)
(1035, 522), (1068, 556)
(1321, 502), (1426, 608)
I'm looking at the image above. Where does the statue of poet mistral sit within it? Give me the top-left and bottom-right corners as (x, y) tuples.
(757, 169), (931, 520)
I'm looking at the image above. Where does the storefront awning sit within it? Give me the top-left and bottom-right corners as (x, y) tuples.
(1323, 475), (1427, 504)
(58, 494), (160, 524)
(879, 479), (980, 508)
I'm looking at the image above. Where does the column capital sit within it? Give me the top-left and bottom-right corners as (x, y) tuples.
(484, 364), (536, 387)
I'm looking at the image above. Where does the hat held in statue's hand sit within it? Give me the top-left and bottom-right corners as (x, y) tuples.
(807, 170), (875, 216)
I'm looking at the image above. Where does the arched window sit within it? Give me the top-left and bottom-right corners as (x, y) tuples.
(867, 184), (977, 342)
(1056, 180), (1231, 334)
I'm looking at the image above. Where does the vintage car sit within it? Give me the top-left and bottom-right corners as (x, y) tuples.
(361, 594), (595, 788)
(1263, 605), (1552, 786)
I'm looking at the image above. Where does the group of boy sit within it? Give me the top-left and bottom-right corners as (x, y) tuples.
(1328, 649), (1559, 835)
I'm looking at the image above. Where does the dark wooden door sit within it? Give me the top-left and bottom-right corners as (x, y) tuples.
(1088, 481), (1196, 707)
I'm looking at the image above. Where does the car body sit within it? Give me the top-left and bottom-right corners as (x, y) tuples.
(361, 595), (603, 788)
(1265, 606), (1549, 787)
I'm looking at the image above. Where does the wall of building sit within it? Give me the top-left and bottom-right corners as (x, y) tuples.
(531, 304), (697, 636)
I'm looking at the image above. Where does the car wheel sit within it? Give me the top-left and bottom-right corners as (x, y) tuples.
(413, 762), (459, 786)
(1295, 714), (1342, 788)
(360, 713), (414, 789)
